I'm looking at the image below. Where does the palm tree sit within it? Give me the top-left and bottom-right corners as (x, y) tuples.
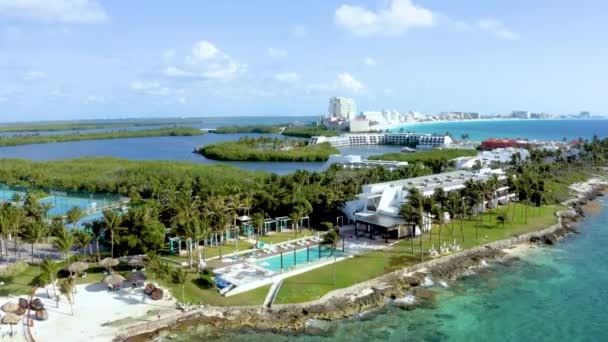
(322, 229), (339, 287)
(102, 210), (123, 258)
(205, 197), (230, 259)
(73, 230), (92, 259)
(250, 212), (265, 247)
(431, 206), (445, 248)
(400, 203), (422, 255)
(21, 219), (49, 264)
(41, 258), (59, 302)
(445, 193), (460, 242)
(171, 268), (188, 304)
(53, 227), (76, 276)
(59, 277), (75, 315)
(66, 206), (84, 228)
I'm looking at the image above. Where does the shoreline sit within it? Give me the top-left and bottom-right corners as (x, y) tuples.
(117, 176), (608, 342)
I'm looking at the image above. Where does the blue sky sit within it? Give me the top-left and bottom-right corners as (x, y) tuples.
(0, 0), (607, 121)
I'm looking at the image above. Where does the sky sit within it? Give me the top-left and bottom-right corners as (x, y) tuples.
(0, 0), (607, 121)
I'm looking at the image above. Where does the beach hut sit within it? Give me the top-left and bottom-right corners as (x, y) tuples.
(123, 255), (145, 269)
(1, 302), (20, 314)
(127, 271), (147, 287)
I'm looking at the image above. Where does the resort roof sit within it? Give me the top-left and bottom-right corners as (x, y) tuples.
(355, 214), (405, 229)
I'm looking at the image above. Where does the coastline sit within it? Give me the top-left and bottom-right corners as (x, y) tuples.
(117, 175), (608, 342)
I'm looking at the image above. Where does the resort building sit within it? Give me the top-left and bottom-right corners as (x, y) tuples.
(452, 147), (531, 169)
(511, 110), (531, 119)
(436, 111), (480, 120)
(321, 154), (408, 172)
(328, 97), (357, 119)
(309, 133), (453, 150)
(342, 169), (511, 241)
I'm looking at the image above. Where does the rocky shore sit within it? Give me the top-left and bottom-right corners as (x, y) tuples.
(118, 177), (608, 342)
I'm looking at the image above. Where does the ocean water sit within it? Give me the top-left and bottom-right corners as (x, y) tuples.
(396, 119), (608, 141)
(167, 198), (608, 342)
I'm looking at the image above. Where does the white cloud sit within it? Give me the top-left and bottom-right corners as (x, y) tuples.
(130, 80), (173, 96)
(338, 72), (364, 92)
(274, 72), (300, 83)
(164, 40), (244, 80)
(364, 57), (376, 66)
(292, 25), (308, 38)
(478, 19), (520, 40)
(162, 49), (176, 62)
(268, 47), (288, 58)
(335, 0), (434, 37)
(23, 70), (47, 81)
(0, 0), (108, 24)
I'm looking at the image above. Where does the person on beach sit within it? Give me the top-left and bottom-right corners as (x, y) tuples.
(157, 311), (161, 320)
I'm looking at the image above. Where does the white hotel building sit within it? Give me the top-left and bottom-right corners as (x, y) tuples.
(343, 169), (512, 241)
(309, 133), (453, 150)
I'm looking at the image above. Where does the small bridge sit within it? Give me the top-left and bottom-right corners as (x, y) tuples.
(200, 128), (217, 133)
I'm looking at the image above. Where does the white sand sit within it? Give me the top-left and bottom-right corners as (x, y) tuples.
(0, 283), (179, 342)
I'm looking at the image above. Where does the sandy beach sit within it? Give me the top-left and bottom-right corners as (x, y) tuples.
(0, 283), (178, 342)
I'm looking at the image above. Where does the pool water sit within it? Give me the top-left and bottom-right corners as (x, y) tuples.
(255, 245), (342, 272)
(39, 195), (115, 217)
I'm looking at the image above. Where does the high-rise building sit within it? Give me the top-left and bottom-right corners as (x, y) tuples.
(579, 111), (591, 118)
(328, 97), (356, 119)
(511, 111), (531, 119)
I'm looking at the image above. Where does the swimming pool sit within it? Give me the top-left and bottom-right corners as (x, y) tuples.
(255, 245), (342, 272)
(40, 196), (115, 217)
(0, 189), (22, 202)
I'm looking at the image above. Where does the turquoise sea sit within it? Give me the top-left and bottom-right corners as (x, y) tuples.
(396, 118), (608, 141)
(167, 198), (608, 342)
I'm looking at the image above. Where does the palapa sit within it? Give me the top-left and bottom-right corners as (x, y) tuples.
(1, 302), (19, 313)
(68, 261), (89, 274)
(1, 313), (21, 325)
(99, 257), (119, 268)
(103, 274), (125, 286)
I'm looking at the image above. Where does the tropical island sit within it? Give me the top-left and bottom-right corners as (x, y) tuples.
(197, 136), (339, 161)
(214, 124), (342, 138)
(0, 137), (605, 341)
(0, 127), (203, 147)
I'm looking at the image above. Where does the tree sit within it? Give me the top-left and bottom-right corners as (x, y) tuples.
(431, 206), (445, 248)
(445, 193), (460, 241)
(322, 229), (339, 287)
(102, 210), (123, 258)
(73, 230), (92, 258)
(250, 212), (266, 247)
(53, 227), (75, 276)
(41, 258), (59, 302)
(59, 277), (75, 315)
(66, 206), (84, 228)
(21, 219), (49, 264)
(400, 203), (422, 255)
(171, 268), (188, 304)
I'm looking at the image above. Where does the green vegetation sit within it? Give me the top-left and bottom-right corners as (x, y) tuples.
(369, 149), (478, 163)
(214, 125), (282, 134)
(275, 203), (560, 304)
(281, 126), (342, 138)
(213, 124), (341, 138)
(0, 120), (203, 133)
(200, 137), (339, 162)
(0, 127), (202, 147)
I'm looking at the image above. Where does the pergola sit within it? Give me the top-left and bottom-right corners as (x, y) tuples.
(263, 218), (277, 235)
(275, 216), (290, 232)
(168, 237), (196, 254)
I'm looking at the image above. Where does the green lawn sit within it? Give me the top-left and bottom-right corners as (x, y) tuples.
(274, 203), (560, 304)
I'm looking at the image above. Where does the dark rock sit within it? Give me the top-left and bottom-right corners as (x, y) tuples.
(18, 298), (29, 309)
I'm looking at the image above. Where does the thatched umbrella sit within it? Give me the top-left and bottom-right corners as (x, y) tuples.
(127, 271), (147, 283)
(68, 261), (89, 274)
(103, 274), (125, 286)
(99, 257), (119, 269)
(1, 313), (21, 335)
(1, 302), (19, 313)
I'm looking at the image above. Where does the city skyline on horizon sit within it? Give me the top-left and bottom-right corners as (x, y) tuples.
(1, 0), (607, 121)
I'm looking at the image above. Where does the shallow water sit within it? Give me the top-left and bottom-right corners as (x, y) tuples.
(167, 198), (608, 341)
